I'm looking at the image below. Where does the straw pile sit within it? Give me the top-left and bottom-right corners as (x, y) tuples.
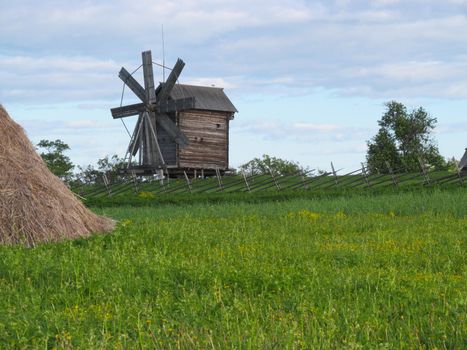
(0, 105), (114, 246)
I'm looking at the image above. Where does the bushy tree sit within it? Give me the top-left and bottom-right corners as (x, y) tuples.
(37, 139), (74, 181)
(445, 156), (460, 172)
(239, 154), (305, 176)
(367, 101), (445, 173)
(366, 128), (401, 173)
(74, 154), (127, 185)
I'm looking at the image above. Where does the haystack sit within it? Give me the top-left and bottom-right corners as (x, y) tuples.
(0, 105), (114, 246)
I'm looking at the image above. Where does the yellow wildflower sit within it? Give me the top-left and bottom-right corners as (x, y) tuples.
(298, 210), (320, 220)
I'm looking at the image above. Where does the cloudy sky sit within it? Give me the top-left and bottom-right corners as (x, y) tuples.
(1, 0), (466, 171)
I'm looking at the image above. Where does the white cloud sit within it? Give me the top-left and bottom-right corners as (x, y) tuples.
(184, 77), (237, 89)
(2, 1), (467, 104)
(21, 118), (119, 135)
(65, 120), (109, 129)
(0, 55), (122, 104)
(292, 123), (342, 132)
(233, 119), (372, 143)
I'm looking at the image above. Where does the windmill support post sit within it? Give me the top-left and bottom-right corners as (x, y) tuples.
(127, 114), (144, 168)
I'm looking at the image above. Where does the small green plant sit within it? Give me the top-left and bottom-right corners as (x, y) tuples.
(0, 189), (465, 348)
(137, 191), (155, 199)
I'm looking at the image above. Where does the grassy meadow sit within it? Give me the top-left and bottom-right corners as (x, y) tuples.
(0, 189), (465, 349)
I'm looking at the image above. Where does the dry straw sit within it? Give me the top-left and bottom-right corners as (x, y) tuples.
(0, 105), (114, 246)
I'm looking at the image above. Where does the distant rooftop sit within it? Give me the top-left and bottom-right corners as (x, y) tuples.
(459, 148), (467, 171)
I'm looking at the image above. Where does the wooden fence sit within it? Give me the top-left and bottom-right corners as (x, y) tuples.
(71, 163), (466, 200)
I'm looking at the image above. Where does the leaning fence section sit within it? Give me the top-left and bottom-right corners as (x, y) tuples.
(71, 162), (466, 200)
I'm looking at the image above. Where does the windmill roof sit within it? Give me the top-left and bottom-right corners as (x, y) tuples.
(158, 83), (238, 113)
(459, 148), (467, 170)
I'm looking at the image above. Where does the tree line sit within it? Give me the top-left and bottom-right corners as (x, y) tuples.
(37, 101), (459, 184)
(36, 140), (127, 185)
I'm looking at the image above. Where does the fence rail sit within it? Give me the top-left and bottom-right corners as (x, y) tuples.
(71, 162), (466, 200)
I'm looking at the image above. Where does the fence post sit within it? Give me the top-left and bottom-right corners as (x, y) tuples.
(159, 170), (165, 188)
(165, 168), (170, 185)
(331, 162), (338, 186)
(102, 173), (112, 196)
(160, 177), (167, 192)
(301, 172), (309, 189)
(418, 158), (431, 185)
(215, 168), (224, 191)
(269, 168), (281, 190)
(183, 171), (192, 193)
(242, 170), (251, 192)
(455, 161), (464, 186)
(131, 170), (139, 193)
(361, 163), (371, 187)
(385, 161), (398, 187)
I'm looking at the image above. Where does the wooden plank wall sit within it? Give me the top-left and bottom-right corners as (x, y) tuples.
(178, 110), (230, 170)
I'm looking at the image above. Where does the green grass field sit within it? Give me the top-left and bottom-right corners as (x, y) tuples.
(0, 189), (465, 349)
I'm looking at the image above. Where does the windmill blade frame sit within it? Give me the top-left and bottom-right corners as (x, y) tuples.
(118, 67), (147, 103)
(111, 103), (145, 119)
(111, 50), (193, 174)
(157, 58), (185, 102)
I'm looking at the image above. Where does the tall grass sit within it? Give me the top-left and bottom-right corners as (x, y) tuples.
(0, 190), (465, 348)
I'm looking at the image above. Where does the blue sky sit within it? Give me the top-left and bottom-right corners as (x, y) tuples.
(1, 0), (466, 171)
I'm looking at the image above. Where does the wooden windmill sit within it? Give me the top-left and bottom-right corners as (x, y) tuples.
(110, 50), (194, 173)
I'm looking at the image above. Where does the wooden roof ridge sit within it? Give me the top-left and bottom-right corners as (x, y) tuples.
(170, 82), (225, 90)
(156, 82), (238, 113)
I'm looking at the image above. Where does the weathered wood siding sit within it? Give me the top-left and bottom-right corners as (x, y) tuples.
(178, 110), (230, 170)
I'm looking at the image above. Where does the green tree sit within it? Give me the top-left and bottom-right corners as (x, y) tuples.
(366, 128), (402, 173)
(239, 154), (306, 176)
(74, 154), (127, 185)
(96, 154), (128, 182)
(445, 156), (460, 172)
(366, 101), (445, 173)
(37, 139), (74, 181)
